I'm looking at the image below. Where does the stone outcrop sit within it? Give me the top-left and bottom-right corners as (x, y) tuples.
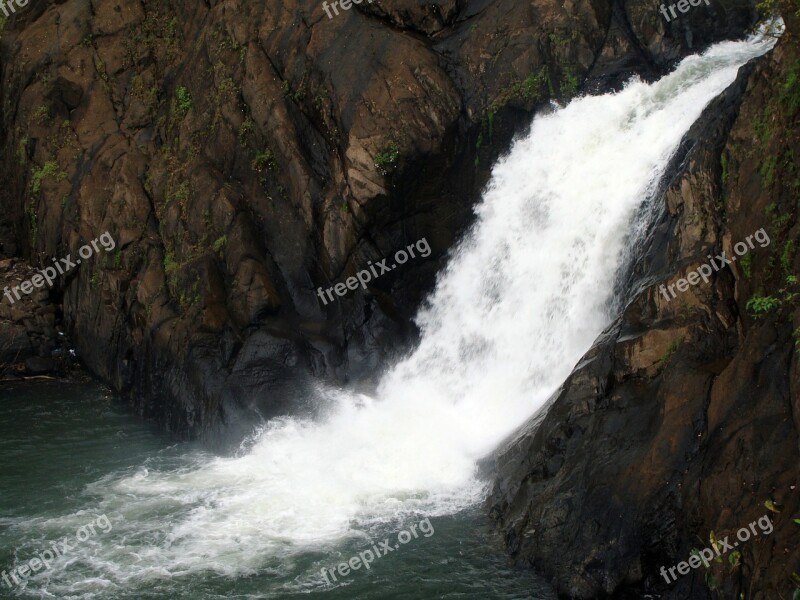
(0, 257), (76, 378)
(0, 0), (759, 437)
(488, 11), (800, 600)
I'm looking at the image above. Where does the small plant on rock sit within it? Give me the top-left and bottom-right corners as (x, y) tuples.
(251, 149), (275, 172)
(175, 86), (192, 116)
(659, 336), (684, 368)
(30, 161), (67, 194)
(746, 293), (782, 316)
(212, 235), (227, 254)
(374, 142), (400, 175)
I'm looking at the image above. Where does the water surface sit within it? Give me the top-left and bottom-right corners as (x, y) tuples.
(0, 382), (552, 599)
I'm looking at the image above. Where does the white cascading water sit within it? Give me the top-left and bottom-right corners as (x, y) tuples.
(16, 26), (780, 595)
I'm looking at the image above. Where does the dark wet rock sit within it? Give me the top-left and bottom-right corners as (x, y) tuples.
(488, 13), (800, 600)
(24, 356), (57, 375)
(0, 258), (76, 378)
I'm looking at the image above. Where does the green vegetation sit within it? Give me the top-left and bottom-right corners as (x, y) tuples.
(720, 152), (729, 184)
(238, 116), (254, 142)
(756, 0), (776, 13)
(166, 16), (179, 41)
(753, 107), (774, 144)
(121, 5), (181, 76)
(759, 154), (778, 186)
(659, 336), (684, 368)
(782, 275), (800, 304)
(474, 131), (484, 167)
(30, 160), (67, 194)
(561, 70), (579, 98)
(129, 74), (160, 117)
(177, 278), (202, 311)
(491, 67), (550, 111)
(175, 85), (193, 116)
(93, 57), (110, 85)
(548, 31), (576, 49)
(511, 70), (547, 103)
(171, 181), (190, 205)
(313, 87), (328, 114)
(746, 293), (782, 316)
(374, 142), (400, 175)
(692, 528), (745, 592)
(214, 77), (237, 107)
(251, 149), (275, 172)
(756, 0), (800, 21)
(765, 498), (782, 513)
(740, 253), (753, 279)
(766, 202), (792, 231)
(17, 136), (28, 163)
(282, 79), (306, 103)
(212, 235), (227, 253)
(33, 104), (50, 124)
(779, 59), (800, 113)
(781, 239), (796, 274)
(163, 253), (179, 275)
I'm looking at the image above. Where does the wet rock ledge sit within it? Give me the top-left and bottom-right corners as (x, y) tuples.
(0, 258), (79, 379)
(488, 10), (800, 600)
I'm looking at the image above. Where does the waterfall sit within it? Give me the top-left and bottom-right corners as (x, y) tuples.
(10, 25), (779, 597)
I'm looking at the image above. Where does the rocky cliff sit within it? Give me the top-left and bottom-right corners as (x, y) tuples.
(0, 0), (758, 438)
(488, 6), (800, 599)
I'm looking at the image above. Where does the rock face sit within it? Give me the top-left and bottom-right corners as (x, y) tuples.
(0, 0), (759, 437)
(488, 12), (800, 600)
(0, 258), (75, 378)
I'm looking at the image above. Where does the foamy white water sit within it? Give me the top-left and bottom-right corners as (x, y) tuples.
(13, 24), (780, 596)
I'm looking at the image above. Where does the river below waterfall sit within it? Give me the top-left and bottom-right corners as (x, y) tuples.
(0, 382), (554, 599)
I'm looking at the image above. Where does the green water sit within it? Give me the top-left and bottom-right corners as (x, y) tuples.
(0, 382), (554, 599)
